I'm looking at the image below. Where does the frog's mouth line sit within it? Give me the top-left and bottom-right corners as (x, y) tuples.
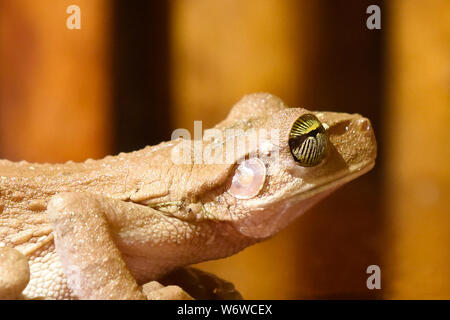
(249, 159), (376, 208)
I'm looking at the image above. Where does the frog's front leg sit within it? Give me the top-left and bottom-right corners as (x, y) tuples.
(47, 192), (190, 300)
(142, 281), (193, 300)
(0, 247), (30, 299)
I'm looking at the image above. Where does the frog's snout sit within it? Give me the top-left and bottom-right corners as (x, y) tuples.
(326, 114), (377, 169)
(351, 116), (377, 165)
(356, 118), (371, 132)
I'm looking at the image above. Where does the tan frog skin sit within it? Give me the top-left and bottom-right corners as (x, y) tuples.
(0, 93), (376, 299)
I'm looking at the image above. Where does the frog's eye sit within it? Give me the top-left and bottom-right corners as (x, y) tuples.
(289, 113), (328, 167)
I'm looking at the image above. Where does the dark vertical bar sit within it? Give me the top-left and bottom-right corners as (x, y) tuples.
(295, 0), (385, 298)
(112, 1), (170, 153)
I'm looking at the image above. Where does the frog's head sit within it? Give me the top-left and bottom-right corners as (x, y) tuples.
(211, 93), (377, 239)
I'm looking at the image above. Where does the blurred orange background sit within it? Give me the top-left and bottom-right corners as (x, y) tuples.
(0, 0), (448, 299)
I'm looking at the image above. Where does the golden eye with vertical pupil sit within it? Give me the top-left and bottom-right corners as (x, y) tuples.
(289, 113), (328, 167)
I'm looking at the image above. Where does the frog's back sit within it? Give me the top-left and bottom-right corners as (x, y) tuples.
(0, 155), (131, 250)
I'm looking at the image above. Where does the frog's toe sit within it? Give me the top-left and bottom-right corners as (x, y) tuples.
(0, 247), (30, 299)
(142, 281), (193, 300)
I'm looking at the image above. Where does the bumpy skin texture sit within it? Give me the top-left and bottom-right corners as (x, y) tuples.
(0, 93), (377, 299)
